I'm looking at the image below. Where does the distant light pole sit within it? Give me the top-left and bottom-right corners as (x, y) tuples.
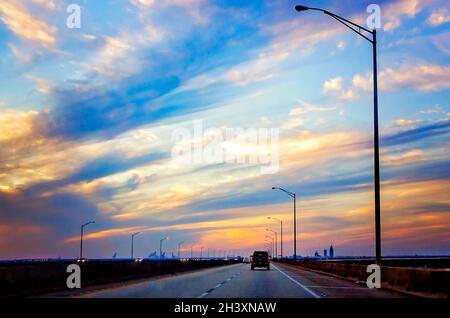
(178, 241), (184, 259)
(294, 4), (382, 265)
(265, 238), (274, 256)
(131, 232), (141, 259)
(190, 244), (194, 259)
(79, 221), (95, 260)
(272, 187), (297, 259)
(160, 237), (168, 260)
(265, 235), (275, 257)
(268, 217), (283, 258)
(200, 246), (204, 259)
(266, 229), (278, 259)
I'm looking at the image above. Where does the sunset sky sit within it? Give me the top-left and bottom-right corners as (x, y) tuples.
(0, 0), (449, 260)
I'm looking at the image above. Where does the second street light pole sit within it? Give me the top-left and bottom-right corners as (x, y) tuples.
(295, 4), (382, 265)
(272, 187), (297, 259)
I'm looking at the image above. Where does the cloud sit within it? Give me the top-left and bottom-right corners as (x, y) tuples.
(25, 74), (54, 95)
(283, 100), (337, 130)
(323, 77), (358, 100)
(383, 149), (428, 166)
(380, 64), (450, 92)
(0, 0), (57, 47)
(130, 0), (155, 8)
(130, 0), (211, 25)
(392, 119), (421, 126)
(175, 12), (345, 93)
(25, 152), (167, 196)
(82, 24), (165, 81)
(427, 7), (450, 26)
(289, 100), (335, 116)
(382, 120), (450, 146)
(281, 117), (304, 130)
(383, 0), (426, 32)
(326, 63), (450, 100)
(420, 105), (446, 114)
(30, 0), (57, 11)
(0, 189), (105, 259)
(323, 77), (343, 93)
(8, 43), (33, 64)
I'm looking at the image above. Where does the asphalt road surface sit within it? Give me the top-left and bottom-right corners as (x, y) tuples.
(70, 262), (405, 298)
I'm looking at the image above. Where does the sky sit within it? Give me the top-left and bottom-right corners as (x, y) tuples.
(0, 0), (449, 260)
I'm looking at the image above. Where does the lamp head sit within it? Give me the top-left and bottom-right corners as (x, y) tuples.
(295, 5), (310, 12)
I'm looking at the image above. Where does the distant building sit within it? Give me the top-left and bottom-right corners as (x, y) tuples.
(314, 251), (320, 257)
(329, 245), (334, 258)
(323, 249), (327, 258)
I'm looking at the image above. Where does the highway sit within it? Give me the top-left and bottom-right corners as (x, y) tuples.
(70, 262), (405, 298)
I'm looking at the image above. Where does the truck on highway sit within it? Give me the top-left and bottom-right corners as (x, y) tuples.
(251, 251), (270, 270)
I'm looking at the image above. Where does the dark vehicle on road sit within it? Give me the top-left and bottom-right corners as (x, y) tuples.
(251, 251), (270, 270)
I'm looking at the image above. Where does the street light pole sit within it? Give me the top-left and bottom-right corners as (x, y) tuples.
(266, 229), (278, 258)
(372, 29), (381, 266)
(295, 4), (382, 265)
(265, 235), (275, 257)
(79, 221), (95, 260)
(265, 238), (274, 256)
(131, 232), (141, 259)
(268, 217), (283, 258)
(272, 187), (297, 259)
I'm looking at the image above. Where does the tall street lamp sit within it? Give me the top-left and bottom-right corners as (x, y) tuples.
(295, 4), (382, 265)
(266, 229), (278, 258)
(200, 246), (204, 259)
(272, 187), (297, 259)
(160, 237), (168, 260)
(131, 232), (141, 259)
(268, 216), (283, 258)
(79, 221), (95, 260)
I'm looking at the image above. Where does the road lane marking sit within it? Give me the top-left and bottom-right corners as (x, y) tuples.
(305, 285), (368, 290)
(196, 271), (241, 298)
(272, 264), (321, 298)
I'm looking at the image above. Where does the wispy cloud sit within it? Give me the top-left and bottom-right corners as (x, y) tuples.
(0, 0), (57, 47)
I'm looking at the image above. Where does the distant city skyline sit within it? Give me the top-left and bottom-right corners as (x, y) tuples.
(0, 0), (449, 260)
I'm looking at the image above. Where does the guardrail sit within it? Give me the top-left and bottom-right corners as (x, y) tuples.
(276, 259), (450, 298)
(0, 258), (240, 297)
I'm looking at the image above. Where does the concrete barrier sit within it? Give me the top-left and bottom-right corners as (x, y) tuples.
(277, 260), (450, 298)
(0, 259), (240, 297)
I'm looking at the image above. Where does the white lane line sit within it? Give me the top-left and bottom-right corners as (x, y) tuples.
(305, 285), (367, 290)
(272, 264), (321, 298)
(197, 271), (240, 298)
